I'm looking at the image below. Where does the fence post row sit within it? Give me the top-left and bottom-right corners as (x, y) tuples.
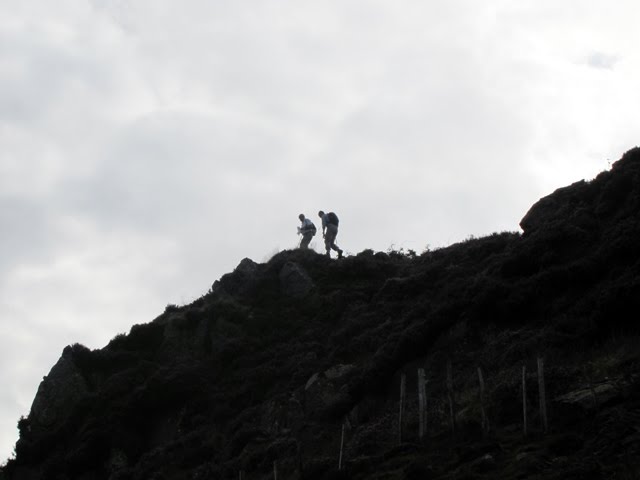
(241, 355), (558, 480)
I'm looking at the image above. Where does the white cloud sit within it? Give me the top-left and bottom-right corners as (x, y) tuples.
(585, 52), (619, 70)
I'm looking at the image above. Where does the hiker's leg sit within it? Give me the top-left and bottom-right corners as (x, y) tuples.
(300, 233), (312, 249)
(329, 226), (340, 251)
(329, 227), (343, 258)
(332, 236), (343, 258)
(325, 228), (336, 257)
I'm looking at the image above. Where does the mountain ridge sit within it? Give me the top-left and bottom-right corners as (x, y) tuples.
(3, 148), (640, 479)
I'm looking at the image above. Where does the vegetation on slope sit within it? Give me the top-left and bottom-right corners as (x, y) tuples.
(3, 148), (640, 479)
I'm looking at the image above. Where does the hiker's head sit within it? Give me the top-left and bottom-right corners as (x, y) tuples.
(318, 210), (324, 218)
(298, 214), (305, 221)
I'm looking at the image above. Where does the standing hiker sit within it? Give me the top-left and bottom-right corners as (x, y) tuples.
(297, 214), (317, 249)
(318, 210), (343, 258)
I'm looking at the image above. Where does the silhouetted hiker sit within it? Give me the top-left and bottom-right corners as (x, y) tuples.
(297, 214), (317, 249)
(318, 210), (343, 258)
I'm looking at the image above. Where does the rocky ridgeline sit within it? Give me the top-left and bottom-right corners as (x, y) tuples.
(3, 149), (640, 480)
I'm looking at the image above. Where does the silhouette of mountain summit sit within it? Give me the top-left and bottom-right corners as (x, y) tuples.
(3, 148), (640, 479)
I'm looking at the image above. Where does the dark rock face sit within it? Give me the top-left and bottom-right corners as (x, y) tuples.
(521, 148), (640, 238)
(212, 257), (260, 297)
(4, 149), (640, 480)
(28, 347), (88, 436)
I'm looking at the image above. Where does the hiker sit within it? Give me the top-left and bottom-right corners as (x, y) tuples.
(297, 214), (317, 249)
(318, 210), (343, 258)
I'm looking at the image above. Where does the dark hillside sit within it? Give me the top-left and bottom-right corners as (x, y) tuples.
(3, 148), (640, 479)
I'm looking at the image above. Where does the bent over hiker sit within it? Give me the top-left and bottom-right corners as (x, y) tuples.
(318, 210), (343, 258)
(297, 214), (316, 249)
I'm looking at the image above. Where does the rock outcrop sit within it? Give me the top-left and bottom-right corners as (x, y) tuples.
(28, 346), (88, 436)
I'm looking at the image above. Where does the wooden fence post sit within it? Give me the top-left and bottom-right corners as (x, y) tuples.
(399, 373), (406, 444)
(338, 422), (345, 470)
(418, 368), (427, 441)
(477, 367), (489, 434)
(522, 365), (527, 437)
(446, 359), (456, 435)
(585, 365), (598, 408)
(296, 439), (304, 479)
(537, 357), (548, 434)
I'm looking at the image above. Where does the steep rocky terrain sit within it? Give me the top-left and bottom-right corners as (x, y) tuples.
(3, 148), (640, 480)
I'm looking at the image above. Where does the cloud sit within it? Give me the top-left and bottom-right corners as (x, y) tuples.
(2, 0), (640, 461)
(0, 197), (55, 273)
(585, 52), (619, 70)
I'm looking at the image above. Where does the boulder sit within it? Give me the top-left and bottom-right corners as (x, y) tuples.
(303, 364), (355, 419)
(28, 347), (89, 435)
(555, 380), (621, 410)
(212, 258), (260, 297)
(553, 379), (624, 425)
(519, 179), (602, 240)
(520, 148), (640, 238)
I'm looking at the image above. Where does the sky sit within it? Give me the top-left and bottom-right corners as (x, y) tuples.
(1, 0), (639, 461)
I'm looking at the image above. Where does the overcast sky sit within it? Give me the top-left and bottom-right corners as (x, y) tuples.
(1, 0), (639, 460)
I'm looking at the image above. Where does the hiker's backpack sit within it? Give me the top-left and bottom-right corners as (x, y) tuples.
(302, 219), (316, 235)
(327, 212), (339, 226)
